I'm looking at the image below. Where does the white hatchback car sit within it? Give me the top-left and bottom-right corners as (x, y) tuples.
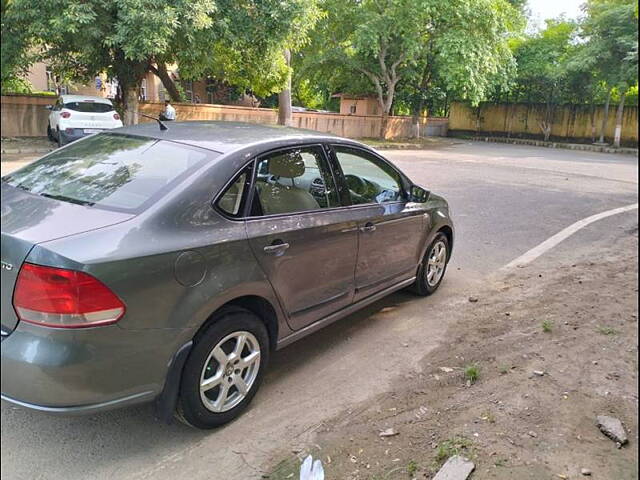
(47, 95), (123, 146)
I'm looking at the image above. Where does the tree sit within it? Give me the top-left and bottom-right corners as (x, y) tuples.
(509, 19), (581, 140)
(305, 0), (518, 138)
(580, 0), (638, 146)
(3, 0), (319, 125)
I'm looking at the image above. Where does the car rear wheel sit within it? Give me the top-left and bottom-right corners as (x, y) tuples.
(411, 232), (450, 296)
(176, 308), (269, 429)
(47, 124), (55, 141)
(56, 127), (65, 147)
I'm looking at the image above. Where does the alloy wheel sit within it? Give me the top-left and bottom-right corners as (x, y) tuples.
(199, 331), (261, 413)
(426, 240), (447, 287)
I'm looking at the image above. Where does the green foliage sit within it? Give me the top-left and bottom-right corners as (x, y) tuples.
(0, 76), (32, 94)
(542, 319), (553, 332)
(295, 0), (521, 121)
(500, 1), (638, 105)
(580, 0), (638, 92)
(2, 0), (320, 120)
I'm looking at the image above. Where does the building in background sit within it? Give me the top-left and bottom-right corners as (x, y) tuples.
(333, 94), (380, 116)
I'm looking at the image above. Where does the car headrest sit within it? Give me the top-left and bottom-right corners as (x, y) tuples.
(268, 154), (305, 178)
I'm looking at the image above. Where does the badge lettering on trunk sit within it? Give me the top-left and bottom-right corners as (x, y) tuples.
(1, 261), (13, 271)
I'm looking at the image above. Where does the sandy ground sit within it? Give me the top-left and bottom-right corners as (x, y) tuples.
(267, 226), (638, 479)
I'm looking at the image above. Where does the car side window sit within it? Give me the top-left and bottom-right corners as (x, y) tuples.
(252, 146), (339, 216)
(216, 165), (253, 217)
(217, 173), (248, 216)
(333, 146), (404, 205)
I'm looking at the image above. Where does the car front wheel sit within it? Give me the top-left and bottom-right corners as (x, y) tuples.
(412, 232), (450, 296)
(176, 308), (269, 429)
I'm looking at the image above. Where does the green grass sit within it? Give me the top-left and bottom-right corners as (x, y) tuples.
(597, 325), (619, 335)
(464, 364), (480, 384)
(498, 365), (510, 375)
(541, 319), (553, 333)
(434, 436), (473, 466)
(406, 460), (419, 476)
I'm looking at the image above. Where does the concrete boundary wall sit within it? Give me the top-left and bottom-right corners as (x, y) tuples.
(449, 101), (638, 147)
(1, 95), (448, 139)
(1, 95), (56, 138)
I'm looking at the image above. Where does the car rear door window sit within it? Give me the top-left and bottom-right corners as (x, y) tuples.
(217, 166), (253, 217)
(2, 133), (214, 213)
(252, 146), (339, 216)
(333, 146), (404, 205)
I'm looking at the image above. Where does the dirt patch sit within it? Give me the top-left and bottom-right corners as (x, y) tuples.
(1, 136), (56, 154)
(268, 232), (638, 479)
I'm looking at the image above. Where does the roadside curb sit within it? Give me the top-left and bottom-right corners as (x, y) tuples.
(452, 135), (638, 155)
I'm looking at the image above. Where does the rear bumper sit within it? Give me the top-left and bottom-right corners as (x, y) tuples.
(59, 128), (98, 143)
(1, 321), (193, 414)
(1, 390), (154, 415)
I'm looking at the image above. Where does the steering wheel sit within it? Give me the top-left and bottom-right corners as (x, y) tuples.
(344, 174), (367, 195)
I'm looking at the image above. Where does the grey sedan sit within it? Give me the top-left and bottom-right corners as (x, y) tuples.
(0, 122), (454, 429)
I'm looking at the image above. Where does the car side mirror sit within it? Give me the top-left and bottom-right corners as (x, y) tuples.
(45, 105), (53, 110)
(409, 185), (430, 203)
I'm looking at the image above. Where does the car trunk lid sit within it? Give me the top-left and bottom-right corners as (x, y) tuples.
(1, 184), (133, 334)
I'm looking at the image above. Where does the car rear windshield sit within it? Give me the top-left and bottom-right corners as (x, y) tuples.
(64, 101), (115, 113)
(2, 134), (214, 213)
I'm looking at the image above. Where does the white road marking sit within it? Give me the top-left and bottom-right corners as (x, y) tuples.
(502, 203), (639, 269)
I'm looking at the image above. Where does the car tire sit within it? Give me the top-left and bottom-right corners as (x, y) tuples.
(411, 232), (450, 296)
(56, 128), (64, 147)
(175, 307), (270, 429)
(47, 124), (55, 141)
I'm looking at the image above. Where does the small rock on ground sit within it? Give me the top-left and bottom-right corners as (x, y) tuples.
(596, 415), (628, 445)
(379, 428), (399, 438)
(433, 455), (475, 480)
(581, 468), (592, 476)
(468, 296), (479, 303)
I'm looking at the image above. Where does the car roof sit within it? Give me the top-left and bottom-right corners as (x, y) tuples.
(112, 121), (364, 154)
(60, 94), (113, 105)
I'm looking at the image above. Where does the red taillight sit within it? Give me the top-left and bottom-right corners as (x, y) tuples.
(61, 111), (71, 118)
(13, 263), (125, 328)
(113, 113), (120, 120)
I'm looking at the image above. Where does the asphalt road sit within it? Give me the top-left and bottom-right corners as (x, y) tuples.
(1, 141), (638, 480)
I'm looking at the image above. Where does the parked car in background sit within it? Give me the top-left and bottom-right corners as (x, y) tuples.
(1, 122), (454, 429)
(46, 95), (123, 146)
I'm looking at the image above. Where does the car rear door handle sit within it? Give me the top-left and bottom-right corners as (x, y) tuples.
(263, 241), (290, 255)
(360, 222), (376, 233)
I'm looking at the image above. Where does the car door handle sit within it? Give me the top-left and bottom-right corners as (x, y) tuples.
(360, 222), (376, 233)
(263, 241), (290, 255)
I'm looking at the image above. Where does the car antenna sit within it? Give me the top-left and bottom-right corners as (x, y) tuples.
(138, 112), (169, 131)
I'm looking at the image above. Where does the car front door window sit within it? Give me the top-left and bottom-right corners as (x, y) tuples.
(333, 147), (404, 205)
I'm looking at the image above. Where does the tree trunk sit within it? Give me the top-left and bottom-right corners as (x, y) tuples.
(412, 99), (423, 139)
(379, 112), (390, 139)
(598, 88), (612, 144)
(278, 49), (293, 126)
(122, 85), (139, 126)
(613, 92), (626, 148)
(150, 63), (183, 102)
